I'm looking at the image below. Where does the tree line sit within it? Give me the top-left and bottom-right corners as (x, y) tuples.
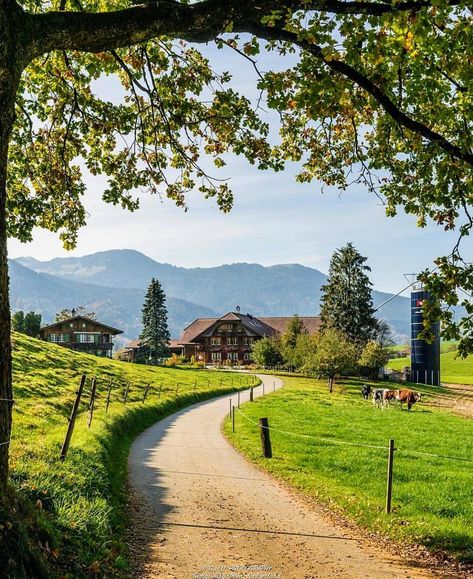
(252, 244), (393, 391)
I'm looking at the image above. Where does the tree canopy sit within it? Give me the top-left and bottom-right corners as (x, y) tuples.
(0, 0), (472, 489)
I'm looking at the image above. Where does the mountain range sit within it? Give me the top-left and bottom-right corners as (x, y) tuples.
(11, 249), (411, 344)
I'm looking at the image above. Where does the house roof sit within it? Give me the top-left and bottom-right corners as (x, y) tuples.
(178, 313), (321, 344)
(125, 339), (141, 350)
(169, 339), (183, 350)
(259, 316), (322, 336)
(40, 316), (123, 335)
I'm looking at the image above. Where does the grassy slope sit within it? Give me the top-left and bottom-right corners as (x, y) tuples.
(3, 333), (253, 578)
(388, 351), (473, 384)
(224, 376), (473, 564)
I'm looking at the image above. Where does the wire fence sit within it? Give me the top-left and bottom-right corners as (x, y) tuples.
(20, 370), (257, 461)
(228, 382), (473, 514)
(235, 407), (473, 463)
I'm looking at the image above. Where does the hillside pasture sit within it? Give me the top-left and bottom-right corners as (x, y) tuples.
(224, 376), (473, 566)
(4, 333), (252, 577)
(388, 350), (473, 385)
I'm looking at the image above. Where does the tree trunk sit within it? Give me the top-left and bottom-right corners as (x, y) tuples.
(328, 376), (334, 393)
(0, 1), (27, 492)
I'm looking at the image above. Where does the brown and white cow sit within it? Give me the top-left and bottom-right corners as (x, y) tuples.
(394, 389), (422, 411)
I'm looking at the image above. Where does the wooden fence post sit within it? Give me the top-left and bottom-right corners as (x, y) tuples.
(87, 377), (98, 429)
(262, 382), (265, 396)
(259, 418), (272, 458)
(194, 379), (197, 391)
(237, 391), (240, 408)
(250, 387), (254, 402)
(142, 383), (150, 403)
(229, 398), (232, 418)
(105, 378), (113, 413)
(123, 383), (130, 404)
(60, 375), (86, 461)
(175, 383), (179, 395)
(232, 405), (235, 433)
(158, 382), (163, 398)
(386, 439), (395, 514)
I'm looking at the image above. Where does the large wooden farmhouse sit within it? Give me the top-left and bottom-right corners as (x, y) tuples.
(179, 312), (321, 365)
(39, 313), (123, 358)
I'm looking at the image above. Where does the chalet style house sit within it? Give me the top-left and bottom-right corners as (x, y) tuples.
(179, 312), (321, 365)
(122, 339), (183, 362)
(39, 313), (123, 357)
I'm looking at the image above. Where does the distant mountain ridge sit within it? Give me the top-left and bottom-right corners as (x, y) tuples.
(13, 249), (411, 340)
(9, 260), (217, 344)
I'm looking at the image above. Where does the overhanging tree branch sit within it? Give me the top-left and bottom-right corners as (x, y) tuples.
(251, 24), (473, 168)
(32, 0), (464, 56)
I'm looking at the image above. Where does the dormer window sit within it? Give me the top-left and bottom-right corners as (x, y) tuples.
(211, 337), (221, 345)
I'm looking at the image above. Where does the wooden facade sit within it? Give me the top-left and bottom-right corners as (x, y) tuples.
(179, 312), (321, 366)
(39, 315), (123, 358)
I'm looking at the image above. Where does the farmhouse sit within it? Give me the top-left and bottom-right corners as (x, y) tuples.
(179, 312), (321, 365)
(39, 313), (123, 358)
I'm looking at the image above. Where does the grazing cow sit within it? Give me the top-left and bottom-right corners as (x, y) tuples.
(382, 389), (397, 406)
(362, 384), (371, 400)
(372, 388), (385, 408)
(395, 389), (422, 411)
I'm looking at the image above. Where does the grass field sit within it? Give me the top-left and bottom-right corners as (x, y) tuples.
(388, 350), (473, 384)
(224, 376), (473, 564)
(3, 333), (254, 578)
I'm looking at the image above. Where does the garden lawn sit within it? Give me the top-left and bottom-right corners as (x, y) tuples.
(224, 375), (473, 564)
(388, 351), (473, 384)
(3, 333), (253, 577)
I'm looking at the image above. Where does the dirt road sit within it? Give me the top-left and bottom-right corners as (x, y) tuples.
(128, 374), (434, 578)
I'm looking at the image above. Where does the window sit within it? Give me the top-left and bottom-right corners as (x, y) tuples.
(82, 323), (87, 328)
(243, 337), (254, 345)
(76, 333), (98, 343)
(227, 352), (239, 361)
(227, 337), (238, 345)
(69, 323), (74, 328)
(244, 352), (252, 361)
(211, 352), (221, 361)
(49, 333), (69, 343)
(211, 337), (221, 345)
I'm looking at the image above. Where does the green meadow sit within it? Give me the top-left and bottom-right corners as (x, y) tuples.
(224, 376), (473, 564)
(388, 350), (473, 385)
(3, 333), (252, 577)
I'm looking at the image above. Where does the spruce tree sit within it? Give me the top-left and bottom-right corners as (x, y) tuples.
(139, 279), (170, 365)
(320, 243), (377, 347)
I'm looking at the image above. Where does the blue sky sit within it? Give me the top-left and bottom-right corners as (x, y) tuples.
(8, 40), (472, 295)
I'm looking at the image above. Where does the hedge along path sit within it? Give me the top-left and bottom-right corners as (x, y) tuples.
(128, 374), (431, 579)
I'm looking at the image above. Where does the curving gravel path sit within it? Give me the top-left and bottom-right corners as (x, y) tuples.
(128, 374), (434, 579)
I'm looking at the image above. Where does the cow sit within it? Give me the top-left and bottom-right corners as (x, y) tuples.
(372, 388), (385, 408)
(382, 389), (397, 406)
(362, 384), (371, 400)
(395, 389), (422, 411)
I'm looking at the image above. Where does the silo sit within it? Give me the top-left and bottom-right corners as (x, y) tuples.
(410, 288), (440, 386)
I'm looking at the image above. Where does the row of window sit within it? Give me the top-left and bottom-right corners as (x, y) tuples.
(211, 352), (251, 361)
(210, 337), (253, 346)
(48, 333), (110, 344)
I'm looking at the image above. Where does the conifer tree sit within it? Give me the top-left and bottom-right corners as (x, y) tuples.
(139, 279), (170, 365)
(320, 243), (377, 347)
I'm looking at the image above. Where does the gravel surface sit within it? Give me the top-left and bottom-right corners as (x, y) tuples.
(128, 374), (436, 579)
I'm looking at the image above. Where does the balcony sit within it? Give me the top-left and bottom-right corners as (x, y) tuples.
(71, 342), (113, 352)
